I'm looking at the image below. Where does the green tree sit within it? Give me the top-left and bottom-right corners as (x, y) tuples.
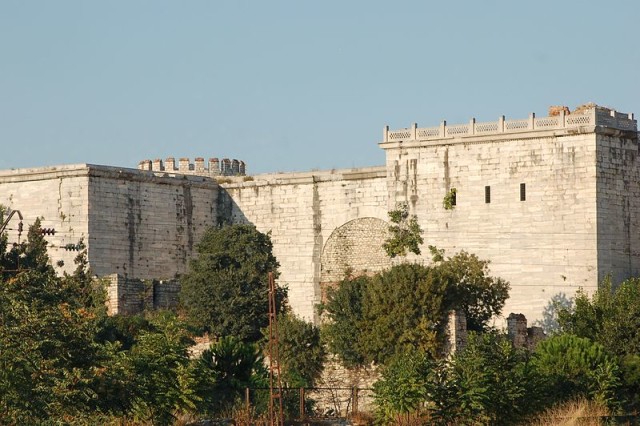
(559, 277), (640, 358)
(322, 251), (509, 367)
(383, 202), (424, 258)
(319, 275), (369, 368)
(556, 279), (640, 410)
(180, 224), (286, 343)
(434, 248), (510, 332)
(360, 263), (449, 364)
(0, 220), (109, 422)
(271, 313), (325, 388)
(124, 312), (198, 425)
(531, 334), (621, 410)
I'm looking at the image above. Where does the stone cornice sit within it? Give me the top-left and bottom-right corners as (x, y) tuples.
(222, 166), (387, 188)
(0, 164), (219, 188)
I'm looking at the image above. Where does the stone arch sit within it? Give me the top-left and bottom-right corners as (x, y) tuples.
(320, 217), (391, 299)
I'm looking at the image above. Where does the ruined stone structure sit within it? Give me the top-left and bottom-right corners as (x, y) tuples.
(507, 313), (546, 350)
(105, 274), (181, 315)
(0, 104), (637, 325)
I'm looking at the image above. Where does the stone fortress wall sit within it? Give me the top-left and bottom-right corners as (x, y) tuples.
(0, 103), (637, 326)
(0, 164), (91, 274)
(0, 164), (219, 280)
(380, 105), (639, 321)
(218, 167), (389, 322)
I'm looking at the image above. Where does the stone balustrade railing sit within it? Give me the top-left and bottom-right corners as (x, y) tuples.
(383, 106), (637, 143)
(138, 157), (246, 177)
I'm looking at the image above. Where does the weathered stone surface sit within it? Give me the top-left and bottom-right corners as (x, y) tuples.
(0, 164), (218, 280)
(0, 104), (637, 327)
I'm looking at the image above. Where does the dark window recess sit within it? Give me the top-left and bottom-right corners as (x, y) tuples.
(520, 183), (526, 201)
(485, 186), (491, 203)
(451, 191), (457, 206)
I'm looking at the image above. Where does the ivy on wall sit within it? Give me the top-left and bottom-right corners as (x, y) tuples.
(443, 188), (457, 210)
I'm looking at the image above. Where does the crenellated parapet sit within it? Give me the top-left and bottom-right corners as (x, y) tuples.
(137, 156), (246, 177)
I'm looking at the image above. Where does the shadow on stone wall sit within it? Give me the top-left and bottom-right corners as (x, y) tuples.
(105, 274), (180, 315)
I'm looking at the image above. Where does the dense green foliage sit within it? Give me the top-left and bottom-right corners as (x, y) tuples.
(322, 251), (509, 366)
(372, 332), (624, 425)
(429, 332), (536, 425)
(435, 250), (510, 332)
(557, 278), (640, 410)
(179, 224), (286, 343)
(559, 277), (640, 358)
(321, 276), (368, 368)
(192, 336), (268, 416)
(361, 263), (449, 363)
(0, 220), (109, 423)
(375, 279), (640, 425)
(4, 219), (639, 424)
(531, 334), (620, 410)
(373, 350), (433, 424)
(372, 333), (539, 425)
(382, 203), (424, 258)
(270, 313), (325, 388)
(123, 312), (198, 425)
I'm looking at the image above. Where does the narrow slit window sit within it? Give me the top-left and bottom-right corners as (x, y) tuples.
(520, 183), (526, 201)
(451, 190), (456, 206)
(485, 186), (491, 203)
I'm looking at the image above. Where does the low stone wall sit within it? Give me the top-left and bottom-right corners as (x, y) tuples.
(311, 355), (378, 416)
(310, 311), (545, 414)
(507, 313), (546, 350)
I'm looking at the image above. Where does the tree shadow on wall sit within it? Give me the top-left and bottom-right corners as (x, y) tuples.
(532, 292), (574, 335)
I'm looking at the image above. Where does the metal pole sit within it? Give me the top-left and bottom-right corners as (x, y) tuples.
(0, 209), (23, 235)
(268, 272), (284, 426)
(245, 387), (250, 418)
(352, 386), (358, 415)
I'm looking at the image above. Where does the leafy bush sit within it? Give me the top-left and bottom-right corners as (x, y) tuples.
(320, 275), (369, 368)
(270, 313), (325, 388)
(124, 312), (197, 426)
(361, 263), (449, 364)
(531, 334), (621, 410)
(434, 249), (510, 332)
(559, 277), (640, 358)
(430, 332), (536, 425)
(179, 224), (286, 343)
(0, 220), (108, 422)
(373, 350), (433, 425)
(192, 336), (267, 417)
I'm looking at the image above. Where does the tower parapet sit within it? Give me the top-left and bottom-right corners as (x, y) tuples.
(137, 157), (247, 177)
(382, 104), (636, 143)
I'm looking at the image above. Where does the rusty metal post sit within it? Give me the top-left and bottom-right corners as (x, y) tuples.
(352, 386), (358, 415)
(299, 387), (305, 420)
(268, 272), (284, 426)
(245, 387), (250, 417)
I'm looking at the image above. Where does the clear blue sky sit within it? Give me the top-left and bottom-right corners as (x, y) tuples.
(1, 1), (638, 174)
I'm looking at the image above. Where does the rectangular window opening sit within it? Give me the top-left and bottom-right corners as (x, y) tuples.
(520, 183), (526, 201)
(485, 186), (491, 204)
(451, 190), (456, 206)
